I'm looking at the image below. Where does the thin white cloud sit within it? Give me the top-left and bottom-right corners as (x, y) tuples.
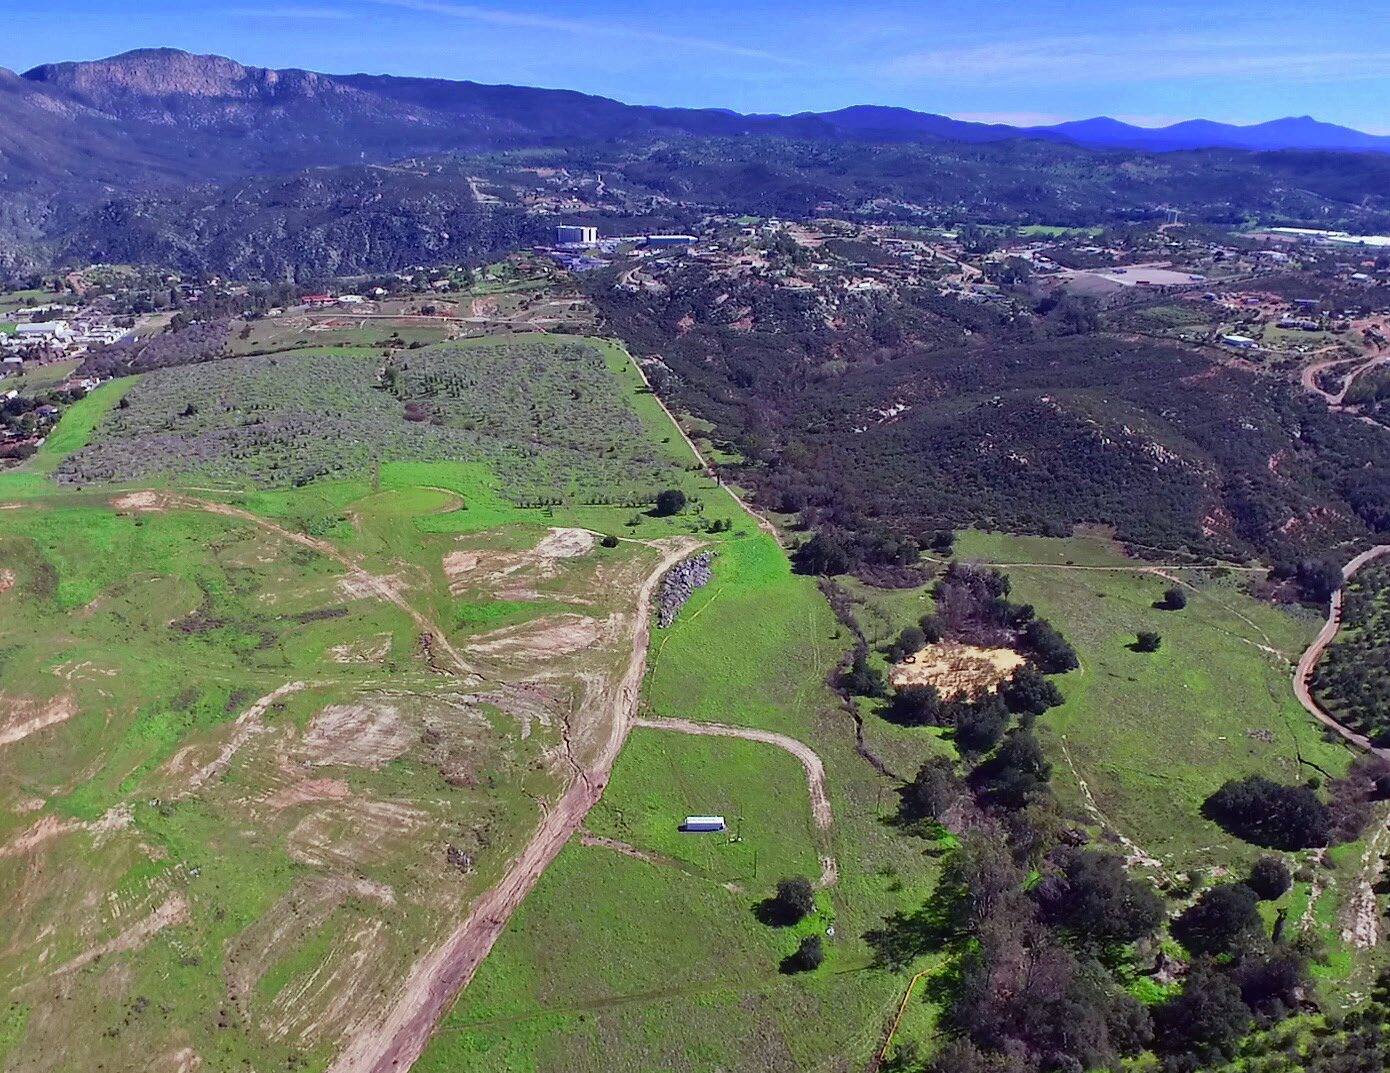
(884, 33), (1390, 87)
(363, 0), (797, 64)
(225, 5), (354, 17)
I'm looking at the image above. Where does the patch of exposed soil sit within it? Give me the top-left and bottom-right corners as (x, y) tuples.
(0, 568), (15, 593)
(110, 491), (166, 512)
(287, 798), (429, 870)
(329, 634), (393, 663)
(55, 893), (189, 974)
(468, 614), (605, 661)
(0, 692), (76, 748)
(443, 528), (597, 598)
(889, 642), (1026, 698)
(264, 778), (353, 812)
(299, 698), (414, 769)
(534, 528), (596, 560)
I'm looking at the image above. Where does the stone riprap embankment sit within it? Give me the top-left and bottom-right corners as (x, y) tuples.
(656, 552), (713, 627)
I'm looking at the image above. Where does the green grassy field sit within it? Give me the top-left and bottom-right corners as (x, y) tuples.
(0, 331), (770, 1071)
(848, 529), (1388, 1001)
(420, 512), (941, 1072)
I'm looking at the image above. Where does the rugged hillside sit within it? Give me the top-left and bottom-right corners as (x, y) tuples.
(54, 161), (542, 280)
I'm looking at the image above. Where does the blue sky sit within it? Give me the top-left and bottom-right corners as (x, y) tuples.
(6, 0), (1389, 131)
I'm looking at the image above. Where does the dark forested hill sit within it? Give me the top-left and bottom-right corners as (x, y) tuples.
(4, 47), (1390, 280)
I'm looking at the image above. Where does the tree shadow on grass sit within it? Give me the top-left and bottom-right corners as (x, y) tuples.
(863, 898), (959, 971)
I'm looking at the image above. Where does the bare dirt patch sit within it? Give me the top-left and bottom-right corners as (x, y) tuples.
(176, 682), (307, 793)
(329, 634), (392, 663)
(534, 527), (596, 560)
(468, 614), (605, 661)
(288, 798), (430, 870)
(55, 893), (190, 974)
(444, 527), (597, 597)
(264, 778), (353, 812)
(0, 568), (14, 594)
(299, 698), (414, 769)
(110, 491), (166, 512)
(889, 642), (1025, 698)
(0, 692), (76, 748)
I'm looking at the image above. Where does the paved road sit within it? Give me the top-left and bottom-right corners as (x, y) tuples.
(1292, 544), (1390, 761)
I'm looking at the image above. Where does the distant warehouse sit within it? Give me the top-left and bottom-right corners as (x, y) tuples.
(644, 234), (697, 247)
(1221, 334), (1260, 351)
(682, 815), (726, 833)
(556, 224), (598, 245)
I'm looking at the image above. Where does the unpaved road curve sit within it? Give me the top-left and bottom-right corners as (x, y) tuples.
(327, 537), (700, 1073)
(634, 716), (832, 830)
(1293, 544), (1390, 761)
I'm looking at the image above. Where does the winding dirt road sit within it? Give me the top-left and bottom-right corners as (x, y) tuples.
(1293, 544), (1390, 761)
(634, 716), (833, 830)
(327, 536), (700, 1073)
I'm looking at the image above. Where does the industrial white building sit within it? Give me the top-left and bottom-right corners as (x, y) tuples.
(556, 224), (599, 245)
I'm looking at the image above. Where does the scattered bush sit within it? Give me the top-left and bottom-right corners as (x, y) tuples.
(1171, 883), (1263, 957)
(1247, 856), (1293, 901)
(782, 935), (824, 974)
(764, 876), (815, 926)
(1134, 630), (1162, 653)
(1000, 666), (1064, 716)
(653, 487), (687, 516)
(1204, 775), (1332, 850)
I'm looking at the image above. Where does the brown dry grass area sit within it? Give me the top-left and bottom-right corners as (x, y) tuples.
(889, 642), (1025, 697)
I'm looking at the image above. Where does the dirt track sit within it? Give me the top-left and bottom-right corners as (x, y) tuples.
(634, 716), (833, 830)
(620, 345), (783, 546)
(122, 492), (477, 678)
(326, 536), (700, 1073)
(1292, 544), (1390, 761)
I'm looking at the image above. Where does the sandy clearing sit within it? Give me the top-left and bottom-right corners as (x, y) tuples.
(300, 699), (414, 770)
(889, 642), (1025, 697)
(634, 716), (833, 831)
(467, 614), (605, 660)
(534, 527), (596, 560)
(183, 681), (307, 793)
(326, 536), (701, 1073)
(445, 528), (598, 597)
(0, 692), (76, 748)
(110, 491), (166, 511)
(264, 778), (353, 811)
(55, 893), (189, 974)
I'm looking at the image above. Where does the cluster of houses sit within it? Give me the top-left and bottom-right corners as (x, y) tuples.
(1, 311), (131, 369)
